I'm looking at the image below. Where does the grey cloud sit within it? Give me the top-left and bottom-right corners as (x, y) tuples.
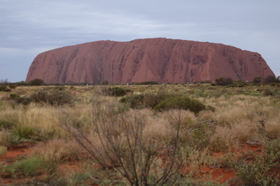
(0, 0), (280, 81)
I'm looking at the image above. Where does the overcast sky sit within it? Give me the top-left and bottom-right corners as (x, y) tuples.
(0, 0), (279, 82)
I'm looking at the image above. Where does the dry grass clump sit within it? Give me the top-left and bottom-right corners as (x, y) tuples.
(265, 117), (280, 139)
(208, 126), (236, 152)
(181, 146), (211, 173)
(33, 139), (82, 163)
(0, 145), (7, 156)
(209, 120), (261, 152)
(215, 104), (255, 126)
(197, 110), (216, 121)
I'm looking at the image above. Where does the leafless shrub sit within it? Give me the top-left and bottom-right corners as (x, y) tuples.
(61, 100), (183, 185)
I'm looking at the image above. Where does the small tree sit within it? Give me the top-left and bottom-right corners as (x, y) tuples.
(252, 77), (262, 84)
(263, 75), (277, 84)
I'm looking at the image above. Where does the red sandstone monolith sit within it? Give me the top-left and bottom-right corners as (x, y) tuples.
(26, 38), (274, 84)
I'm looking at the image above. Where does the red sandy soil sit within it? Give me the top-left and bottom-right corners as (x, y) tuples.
(200, 145), (264, 184)
(0, 142), (278, 185)
(0, 143), (36, 185)
(0, 142), (35, 163)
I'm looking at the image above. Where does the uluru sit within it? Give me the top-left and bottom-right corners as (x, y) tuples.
(26, 38), (274, 84)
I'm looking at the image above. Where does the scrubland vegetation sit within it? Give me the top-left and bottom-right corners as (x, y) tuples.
(0, 79), (280, 185)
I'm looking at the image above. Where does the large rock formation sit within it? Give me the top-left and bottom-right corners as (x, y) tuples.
(26, 38), (274, 84)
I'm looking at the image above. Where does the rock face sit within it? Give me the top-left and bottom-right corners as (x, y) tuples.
(26, 38), (274, 84)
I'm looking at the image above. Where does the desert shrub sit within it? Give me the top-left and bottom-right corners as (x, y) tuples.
(0, 86), (6, 91)
(132, 81), (159, 85)
(15, 81), (28, 86)
(0, 86), (11, 92)
(14, 96), (32, 105)
(154, 95), (207, 114)
(263, 89), (274, 96)
(120, 94), (145, 108)
(215, 77), (233, 86)
(194, 80), (212, 84)
(28, 78), (45, 86)
(10, 93), (20, 100)
(263, 75), (278, 84)
(233, 139), (280, 185)
(120, 92), (211, 114)
(233, 80), (247, 87)
(206, 105), (216, 112)
(63, 103), (183, 185)
(120, 91), (173, 109)
(234, 151), (279, 185)
(9, 84), (17, 89)
(10, 90), (73, 106)
(30, 89), (73, 106)
(265, 139), (280, 159)
(253, 77), (262, 84)
(142, 91), (174, 108)
(9, 93), (32, 105)
(102, 87), (132, 97)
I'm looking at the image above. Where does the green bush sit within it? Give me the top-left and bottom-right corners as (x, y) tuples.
(0, 86), (6, 91)
(234, 151), (279, 185)
(0, 86), (11, 92)
(120, 91), (173, 109)
(132, 81), (159, 85)
(253, 77), (262, 84)
(154, 95), (206, 114)
(10, 93), (20, 100)
(206, 105), (216, 112)
(233, 80), (247, 87)
(10, 90), (73, 106)
(1, 156), (46, 177)
(120, 92), (212, 114)
(14, 96), (32, 105)
(215, 77), (233, 86)
(28, 78), (45, 86)
(263, 75), (278, 84)
(14, 81), (28, 86)
(30, 89), (73, 106)
(120, 94), (145, 109)
(102, 87), (132, 97)
(142, 91), (173, 108)
(265, 139), (280, 159)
